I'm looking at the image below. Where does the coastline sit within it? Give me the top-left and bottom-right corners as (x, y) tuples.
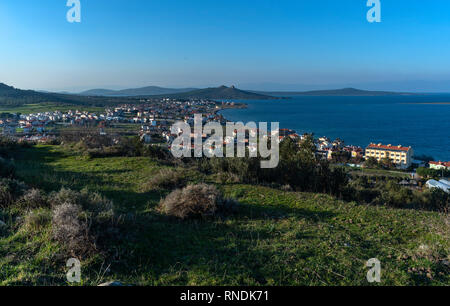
(217, 97), (450, 161)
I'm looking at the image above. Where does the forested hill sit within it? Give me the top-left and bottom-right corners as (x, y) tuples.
(147, 85), (278, 100)
(0, 83), (135, 107)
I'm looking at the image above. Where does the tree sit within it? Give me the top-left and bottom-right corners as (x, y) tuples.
(364, 157), (379, 169)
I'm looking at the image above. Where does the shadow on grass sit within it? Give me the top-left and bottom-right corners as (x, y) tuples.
(13, 146), (158, 210)
(100, 198), (339, 285)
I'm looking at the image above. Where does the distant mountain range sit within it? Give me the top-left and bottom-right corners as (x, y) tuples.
(78, 85), (413, 98)
(79, 86), (198, 96)
(251, 88), (414, 96)
(0, 82), (421, 109)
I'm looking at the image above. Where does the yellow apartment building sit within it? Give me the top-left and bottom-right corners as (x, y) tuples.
(365, 143), (414, 169)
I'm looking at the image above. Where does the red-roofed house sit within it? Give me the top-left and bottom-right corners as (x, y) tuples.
(429, 161), (450, 170)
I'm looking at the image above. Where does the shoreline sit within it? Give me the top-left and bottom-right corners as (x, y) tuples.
(218, 100), (450, 161)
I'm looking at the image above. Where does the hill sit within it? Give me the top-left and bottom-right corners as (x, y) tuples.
(79, 86), (198, 96)
(0, 83), (277, 109)
(254, 88), (412, 97)
(0, 143), (448, 285)
(0, 82), (139, 108)
(148, 85), (278, 100)
(0, 83), (59, 105)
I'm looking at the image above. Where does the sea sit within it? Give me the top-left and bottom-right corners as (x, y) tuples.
(219, 95), (450, 161)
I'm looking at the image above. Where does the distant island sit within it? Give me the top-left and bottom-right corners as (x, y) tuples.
(251, 88), (417, 97)
(78, 86), (417, 98)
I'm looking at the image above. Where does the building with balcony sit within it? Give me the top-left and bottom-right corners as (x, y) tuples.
(365, 143), (414, 169)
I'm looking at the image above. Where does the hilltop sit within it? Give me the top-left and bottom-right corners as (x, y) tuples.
(148, 85), (278, 100)
(0, 143), (448, 285)
(0, 82), (139, 108)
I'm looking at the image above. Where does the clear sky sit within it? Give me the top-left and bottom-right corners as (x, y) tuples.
(1, 0), (450, 92)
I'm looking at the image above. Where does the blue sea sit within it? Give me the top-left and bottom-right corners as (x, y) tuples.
(220, 95), (450, 161)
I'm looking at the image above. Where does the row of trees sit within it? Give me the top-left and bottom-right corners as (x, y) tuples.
(416, 167), (450, 179)
(198, 136), (349, 196)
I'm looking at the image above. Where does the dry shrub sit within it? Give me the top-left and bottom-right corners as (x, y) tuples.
(22, 209), (51, 232)
(50, 188), (117, 256)
(49, 188), (84, 207)
(148, 168), (185, 190)
(52, 202), (93, 256)
(159, 184), (238, 219)
(50, 188), (113, 214)
(17, 189), (49, 209)
(215, 172), (241, 184)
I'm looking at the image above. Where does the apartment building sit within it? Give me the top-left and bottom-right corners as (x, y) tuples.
(365, 143), (414, 169)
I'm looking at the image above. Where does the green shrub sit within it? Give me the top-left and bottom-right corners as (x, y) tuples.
(0, 157), (15, 178)
(416, 189), (449, 212)
(0, 178), (27, 208)
(159, 184), (238, 220)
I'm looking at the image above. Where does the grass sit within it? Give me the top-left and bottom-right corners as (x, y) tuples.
(345, 166), (411, 178)
(0, 145), (448, 286)
(0, 103), (104, 115)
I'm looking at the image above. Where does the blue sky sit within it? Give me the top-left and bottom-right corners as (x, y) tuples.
(1, 0), (450, 92)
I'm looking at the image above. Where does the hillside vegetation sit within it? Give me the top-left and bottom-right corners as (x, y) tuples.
(0, 143), (448, 286)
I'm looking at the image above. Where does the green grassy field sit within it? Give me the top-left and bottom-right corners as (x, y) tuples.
(0, 103), (105, 115)
(0, 145), (448, 285)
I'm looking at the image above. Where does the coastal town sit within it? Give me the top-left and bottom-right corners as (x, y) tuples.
(0, 99), (449, 192)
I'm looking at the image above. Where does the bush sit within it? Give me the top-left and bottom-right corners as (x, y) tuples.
(17, 188), (49, 209)
(52, 202), (93, 256)
(159, 184), (238, 219)
(50, 188), (117, 256)
(0, 157), (15, 178)
(416, 189), (449, 212)
(22, 209), (51, 232)
(214, 172), (241, 184)
(198, 137), (348, 196)
(0, 137), (34, 158)
(147, 169), (186, 190)
(0, 178), (27, 208)
(49, 188), (113, 214)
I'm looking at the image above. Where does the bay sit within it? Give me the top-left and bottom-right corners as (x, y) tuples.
(220, 95), (450, 161)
